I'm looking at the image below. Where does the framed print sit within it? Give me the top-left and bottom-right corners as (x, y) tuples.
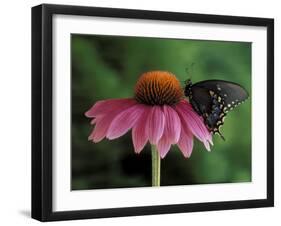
(31, 4), (274, 221)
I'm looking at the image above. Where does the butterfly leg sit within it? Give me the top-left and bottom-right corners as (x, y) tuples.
(215, 130), (225, 141)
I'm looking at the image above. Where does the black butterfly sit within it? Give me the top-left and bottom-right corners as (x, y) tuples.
(184, 79), (249, 140)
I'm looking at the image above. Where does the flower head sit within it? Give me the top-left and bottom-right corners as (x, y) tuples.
(85, 71), (213, 158)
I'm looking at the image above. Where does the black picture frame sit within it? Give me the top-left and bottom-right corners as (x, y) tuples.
(32, 3), (274, 222)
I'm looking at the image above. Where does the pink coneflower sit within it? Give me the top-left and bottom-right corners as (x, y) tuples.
(85, 71), (213, 186)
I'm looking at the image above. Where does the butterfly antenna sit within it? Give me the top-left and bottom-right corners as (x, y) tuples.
(185, 62), (195, 80)
(190, 62), (195, 76)
(185, 67), (191, 81)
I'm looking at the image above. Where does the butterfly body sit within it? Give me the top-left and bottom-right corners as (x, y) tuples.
(184, 79), (249, 140)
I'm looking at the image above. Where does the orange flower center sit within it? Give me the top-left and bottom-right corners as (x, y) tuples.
(134, 71), (184, 106)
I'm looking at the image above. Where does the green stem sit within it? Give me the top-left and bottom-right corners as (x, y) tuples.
(151, 145), (161, 186)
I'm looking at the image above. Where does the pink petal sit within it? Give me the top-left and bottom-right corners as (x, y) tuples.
(132, 105), (150, 153)
(157, 134), (171, 159)
(163, 105), (181, 144)
(87, 100), (137, 142)
(90, 118), (97, 125)
(87, 98), (139, 143)
(85, 98), (136, 118)
(154, 105), (181, 158)
(106, 105), (145, 140)
(175, 100), (212, 149)
(204, 141), (211, 151)
(88, 116), (111, 142)
(177, 127), (194, 158)
(146, 106), (165, 145)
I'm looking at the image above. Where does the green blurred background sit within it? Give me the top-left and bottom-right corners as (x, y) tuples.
(71, 34), (251, 190)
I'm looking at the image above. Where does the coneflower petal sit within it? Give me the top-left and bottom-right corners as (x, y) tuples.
(175, 100), (212, 149)
(90, 118), (97, 125)
(85, 98), (136, 118)
(204, 141), (211, 151)
(106, 105), (145, 140)
(88, 100), (137, 142)
(146, 106), (165, 145)
(157, 134), (171, 159)
(132, 105), (150, 153)
(177, 127), (194, 158)
(88, 116), (110, 143)
(163, 105), (181, 144)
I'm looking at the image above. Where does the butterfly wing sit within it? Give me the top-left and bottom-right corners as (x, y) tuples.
(194, 80), (249, 111)
(190, 85), (226, 139)
(188, 80), (249, 139)
(189, 86), (213, 115)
